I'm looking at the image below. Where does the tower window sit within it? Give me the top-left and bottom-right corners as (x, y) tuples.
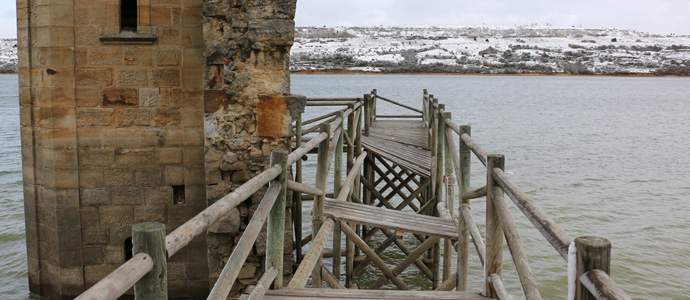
(124, 237), (133, 260)
(120, 0), (138, 32)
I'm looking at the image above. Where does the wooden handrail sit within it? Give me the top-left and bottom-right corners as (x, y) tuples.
(460, 133), (488, 166)
(375, 94), (423, 114)
(492, 168), (574, 260)
(75, 253), (153, 300)
(288, 217), (335, 288)
(580, 270), (632, 300)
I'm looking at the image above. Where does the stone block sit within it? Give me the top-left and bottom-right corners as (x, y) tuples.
(113, 109), (151, 127)
(99, 206), (133, 226)
(79, 167), (105, 187)
(75, 26), (99, 46)
(136, 168), (164, 186)
(152, 107), (181, 126)
(87, 47), (122, 66)
(151, 69), (181, 87)
(83, 247), (103, 265)
(158, 27), (180, 45)
(139, 88), (160, 107)
(111, 186), (145, 205)
(145, 186), (173, 205)
(78, 148), (114, 167)
(117, 69), (149, 86)
(103, 246), (124, 264)
(101, 88), (139, 107)
(103, 128), (142, 148)
(150, 6), (172, 26)
(167, 262), (186, 281)
(83, 228), (110, 245)
(75, 68), (112, 86)
(84, 265), (118, 285)
(80, 188), (110, 206)
(76, 87), (101, 107)
(104, 168), (136, 186)
(134, 206), (167, 223)
(123, 47), (153, 66)
(155, 147), (183, 165)
(80, 207), (99, 227)
(183, 147), (203, 165)
(156, 48), (180, 66)
(77, 127), (103, 147)
(183, 127), (204, 147)
(165, 166), (184, 185)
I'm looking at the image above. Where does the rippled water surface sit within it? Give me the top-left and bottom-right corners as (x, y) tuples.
(1, 74), (689, 298)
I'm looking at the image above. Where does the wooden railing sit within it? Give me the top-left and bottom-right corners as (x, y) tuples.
(76, 99), (365, 300)
(423, 90), (632, 300)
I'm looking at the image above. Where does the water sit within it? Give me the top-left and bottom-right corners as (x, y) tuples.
(291, 74), (690, 299)
(1, 74), (689, 298)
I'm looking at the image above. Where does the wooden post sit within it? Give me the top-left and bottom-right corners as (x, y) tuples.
(575, 236), (611, 300)
(294, 113), (304, 265)
(485, 154), (504, 298)
(363, 94), (371, 136)
(430, 104), (444, 289)
(332, 112), (345, 280)
(312, 123), (332, 288)
(133, 222), (167, 299)
(267, 150), (288, 288)
(441, 112), (453, 282)
(422, 89), (428, 124)
(457, 125), (471, 290)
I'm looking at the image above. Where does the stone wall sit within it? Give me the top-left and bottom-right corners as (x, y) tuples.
(18, 0), (208, 298)
(202, 0), (301, 297)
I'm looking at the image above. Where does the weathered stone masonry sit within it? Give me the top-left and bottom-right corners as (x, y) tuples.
(18, 0), (299, 299)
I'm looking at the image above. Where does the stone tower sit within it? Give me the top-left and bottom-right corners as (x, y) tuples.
(17, 0), (300, 299)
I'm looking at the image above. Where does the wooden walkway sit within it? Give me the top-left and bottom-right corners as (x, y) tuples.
(240, 288), (491, 300)
(362, 120), (431, 178)
(324, 199), (457, 239)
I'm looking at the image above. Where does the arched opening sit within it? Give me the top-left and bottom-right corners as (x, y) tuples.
(120, 0), (138, 32)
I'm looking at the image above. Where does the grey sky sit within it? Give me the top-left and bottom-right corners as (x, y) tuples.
(0, 0), (688, 38)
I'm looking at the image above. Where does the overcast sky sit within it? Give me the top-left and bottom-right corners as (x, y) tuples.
(0, 0), (688, 38)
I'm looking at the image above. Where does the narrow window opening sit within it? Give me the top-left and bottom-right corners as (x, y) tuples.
(124, 237), (133, 260)
(173, 185), (185, 205)
(120, 0), (138, 32)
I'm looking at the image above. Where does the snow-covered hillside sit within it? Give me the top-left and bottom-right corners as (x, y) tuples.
(291, 25), (690, 75)
(0, 39), (17, 73)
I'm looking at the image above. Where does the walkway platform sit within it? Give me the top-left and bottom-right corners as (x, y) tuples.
(362, 120), (431, 178)
(240, 288), (491, 300)
(324, 199), (457, 239)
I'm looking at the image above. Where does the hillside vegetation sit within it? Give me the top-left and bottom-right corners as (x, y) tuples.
(291, 25), (690, 75)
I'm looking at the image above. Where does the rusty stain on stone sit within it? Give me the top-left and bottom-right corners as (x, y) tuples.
(102, 88), (138, 107)
(256, 95), (287, 138)
(204, 90), (228, 113)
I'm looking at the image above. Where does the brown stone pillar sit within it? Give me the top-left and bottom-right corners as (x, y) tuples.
(202, 0), (302, 297)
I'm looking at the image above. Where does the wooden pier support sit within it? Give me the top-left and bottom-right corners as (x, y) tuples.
(575, 236), (611, 300)
(132, 222), (167, 300)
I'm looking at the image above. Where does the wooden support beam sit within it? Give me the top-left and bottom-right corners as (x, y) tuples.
(287, 180), (323, 197)
(457, 124), (472, 290)
(266, 150), (288, 289)
(132, 222), (167, 300)
(369, 235), (441, 289)
(460, 204), (485, 265)
(436, 272), (457, 291)
(341, 222), (409, 290)
(322, 266), (346, 289)
(74, 253), (153, 300)
(353, 232), (399, 276)
(311, 123), (332, 288)
(488, 273), (512, 300)
(575, 236), (612, 300)
(294, 113), (304, 265)
(332, 112), (345, 280)
(485, 155), (504, 298)
(245, 267), (277, 300)
(208, 184), (281, 300)
(289, 218), (335, 288)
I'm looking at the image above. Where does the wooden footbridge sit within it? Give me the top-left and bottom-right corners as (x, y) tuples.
(76, 91), (631, 300)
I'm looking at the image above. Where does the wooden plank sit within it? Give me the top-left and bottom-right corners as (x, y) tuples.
(245, 288), (490, 299)
(324, 199), (457, 239)
(245, 267), (278, 300)
(208, 184), (281, 300)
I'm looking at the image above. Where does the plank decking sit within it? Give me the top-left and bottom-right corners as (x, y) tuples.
(362, 120), (431, 178)
(324, 199), (457, 239)
(240, 288), (491, 300)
